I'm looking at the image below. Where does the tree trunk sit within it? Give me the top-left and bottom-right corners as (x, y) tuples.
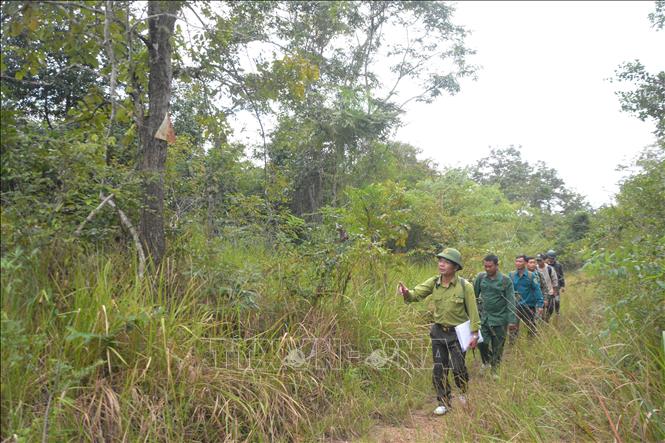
(138, 1), (180, 267)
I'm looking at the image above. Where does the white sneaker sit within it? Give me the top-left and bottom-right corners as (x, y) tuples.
(433, 405), (448, 415)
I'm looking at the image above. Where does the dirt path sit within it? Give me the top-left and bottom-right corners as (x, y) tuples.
(360, 394), (474, 443)
(352, 347), (523, 442)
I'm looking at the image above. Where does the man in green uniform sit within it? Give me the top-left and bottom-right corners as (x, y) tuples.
(397, 248), (480, 416)
(473, 254), (517, 373)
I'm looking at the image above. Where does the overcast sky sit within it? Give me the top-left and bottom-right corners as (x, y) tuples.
(394, 1), (664, 208)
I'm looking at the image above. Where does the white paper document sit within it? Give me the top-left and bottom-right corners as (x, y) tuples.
(455, 320), (483, 352)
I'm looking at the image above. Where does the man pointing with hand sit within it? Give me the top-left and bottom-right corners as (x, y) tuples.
(398, 247), (480, 416)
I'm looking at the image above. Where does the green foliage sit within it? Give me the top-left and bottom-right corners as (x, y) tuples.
(347, 141), (438, 187)
(580, 146), (665, 440)
(0, 1), (104, 123)
(205, 1), (478, 216)
(342, 181), (410, 246)
(614, 61), (665, 140)
(7, 1), (659, 441)
(650, 0), (665, 29)
(0, 112), (139, 248)
(472, 145), (589, 213)
(614, 1), (665, 141)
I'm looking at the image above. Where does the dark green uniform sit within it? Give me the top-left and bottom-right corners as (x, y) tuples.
(473, 272), (516, 369)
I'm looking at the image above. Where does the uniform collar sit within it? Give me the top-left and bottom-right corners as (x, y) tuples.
(436, 274), (458, 288)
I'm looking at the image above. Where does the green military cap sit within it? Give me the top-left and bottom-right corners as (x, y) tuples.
(436, 247), (463, 270)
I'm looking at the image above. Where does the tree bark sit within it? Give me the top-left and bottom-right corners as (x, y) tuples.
(138, 1), (180, 267)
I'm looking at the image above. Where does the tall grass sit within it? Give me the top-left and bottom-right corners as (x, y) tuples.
(2, 237), (662, 442)
(364, 275), (664, 442)
(0, 237), (430, 441)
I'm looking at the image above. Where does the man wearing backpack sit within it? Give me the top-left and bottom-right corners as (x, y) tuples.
(546, 250), (565, 317)
(526, 256), (549, 296)
(397, 248), (480, 416)
(473, 254), (517, 373)
(510, 255), (544, 338)
(535, 254), (559, 322)
(527, 256), (553, 316)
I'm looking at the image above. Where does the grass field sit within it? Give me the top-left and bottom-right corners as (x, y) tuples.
(1, 242), (662, 442)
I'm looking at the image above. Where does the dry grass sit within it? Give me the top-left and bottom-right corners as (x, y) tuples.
(361, 275), (664, 442)
(2, 246), (662, 442)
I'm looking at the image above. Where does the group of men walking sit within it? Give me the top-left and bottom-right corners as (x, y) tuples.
(398, 248), (565, 416)
(477, 251), (565, 369)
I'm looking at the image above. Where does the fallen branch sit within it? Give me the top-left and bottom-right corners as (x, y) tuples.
(105, 195), (146, 279)
(74, 193), (116, 236)
(74, 193), (146, 279)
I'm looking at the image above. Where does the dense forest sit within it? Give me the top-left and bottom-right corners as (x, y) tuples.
(1, 1), (663, 441)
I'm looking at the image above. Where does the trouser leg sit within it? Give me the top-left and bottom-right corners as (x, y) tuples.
(517, 305), (537, 336)
(526, 306), (537, 335)
(554, 294), (561, 314)
(508, 316), (519, 344)
(510, 292), (521, 344)
(447, 335), (468, 393)
(430, 325), (467, 406)
(478, 322), (492, 365)
(489, 325), (506, 367)
(430, 324), (451, 406)
(545, 295), (555, 322)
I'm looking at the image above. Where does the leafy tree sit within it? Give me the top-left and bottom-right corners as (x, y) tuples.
(0, 2), (103, 126)
(347, 141), (438, 188)
(341, 181), (411, 246)
(471, 146), (588, 213)
(191, 1), (476, 217)
(649, 0), (665, 29)
(1, 1), (187, 266)
(614, 61), (665, 141)
(613, 1), (665, 142)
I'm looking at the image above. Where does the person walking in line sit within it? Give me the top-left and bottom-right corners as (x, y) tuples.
(398, 248), (480, 416)
(473, 254), (516, 374)
(535, 254), (559, 322)
(526, 256), (549, 297)
(510, 255), (543, 339)
(546, 250), (565, 317)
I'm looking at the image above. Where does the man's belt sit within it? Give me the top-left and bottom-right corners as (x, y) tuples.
(435, 323), (455, 332)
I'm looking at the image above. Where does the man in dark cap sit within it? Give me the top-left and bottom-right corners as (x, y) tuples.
(398, 247), (480, 416)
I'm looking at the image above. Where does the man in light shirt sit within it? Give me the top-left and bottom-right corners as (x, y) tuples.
(536, 254), (559, 322)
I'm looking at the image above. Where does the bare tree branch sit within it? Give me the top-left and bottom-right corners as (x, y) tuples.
(44, 1), (104, 15)
(105, 195), (146, 279)
(0, 74), (53, 87)
(74, 192), (146, 279)
(74, 192), (115, 236)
